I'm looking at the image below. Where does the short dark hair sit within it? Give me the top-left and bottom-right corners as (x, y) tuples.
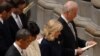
(27, 21), (40, 37)
(0, 3), (12, 13)
(15, 29), (31, 41)
(8, 0), (26, 8)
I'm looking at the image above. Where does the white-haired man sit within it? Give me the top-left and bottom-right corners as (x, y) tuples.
(58, 1), (96, 56)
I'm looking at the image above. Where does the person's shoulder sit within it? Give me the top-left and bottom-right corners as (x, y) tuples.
(0, 22), (2, 25)
(5, 45), (17, 56)
(41, 39), (48, 44)
(7, 16), (14, 21)
(40, 38), (51, 47)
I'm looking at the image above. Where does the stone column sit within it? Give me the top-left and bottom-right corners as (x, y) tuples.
(91, 0), (100, 8)
(29, 0), (38, 22)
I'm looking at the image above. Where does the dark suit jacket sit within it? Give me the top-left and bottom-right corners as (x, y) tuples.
(0, 21), (13, 56)
(7, 13), (28, 42)
(40, 38), (66, 56)
(5, 45), (21, 56)
(58, 17), (86, 56)
(19, 13), (28, 29)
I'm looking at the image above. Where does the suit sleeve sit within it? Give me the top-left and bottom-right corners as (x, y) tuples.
(77, 37), (86, 47)
(63, 48), (75, 56)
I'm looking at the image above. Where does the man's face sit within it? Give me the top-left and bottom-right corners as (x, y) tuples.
(2, 10), (12, 20)
(18, 3), (26, 14)
(20, 36), (33, 49)
(71, 8), (78, 19)
(1, 11), (8, 20)
(20, 3), (26, 11)
(66, 8), (78, 21)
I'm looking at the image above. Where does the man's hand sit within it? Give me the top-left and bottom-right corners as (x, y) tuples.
(76, 47), (85, 56)
(86, 40), (97, 46)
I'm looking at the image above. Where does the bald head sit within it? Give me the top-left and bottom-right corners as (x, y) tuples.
(63, 1), (78, 12)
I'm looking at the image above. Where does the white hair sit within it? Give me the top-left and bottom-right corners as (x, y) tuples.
(63, 1), (78, 13)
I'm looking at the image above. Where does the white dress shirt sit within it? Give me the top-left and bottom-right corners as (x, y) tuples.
(0, 17), (4, 24)
(14, 42), (23, 56)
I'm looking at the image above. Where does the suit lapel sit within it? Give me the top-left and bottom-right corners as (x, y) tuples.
(58, 17), (79, 48)
(12, 45), (21, 56)
(10, 16), (19, 29)
(58, 17), (75, 37)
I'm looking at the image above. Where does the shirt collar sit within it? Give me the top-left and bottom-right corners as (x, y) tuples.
(14, 42), (23, 55)
(11, 12), (16, 18)
(61, 14), (69, 23)
(0, 17), (4, 24)
(37, 37), (43, 44)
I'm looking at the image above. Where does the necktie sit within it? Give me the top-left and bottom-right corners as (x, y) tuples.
(16, 15), (23, 29)
(68, 22), (76, 38)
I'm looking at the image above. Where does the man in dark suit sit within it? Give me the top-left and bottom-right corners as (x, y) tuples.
(5, 29), (33, 56)
(0, 3), (12, 56)
(58, 1), (96, 56)
(7, 0), (28, 42)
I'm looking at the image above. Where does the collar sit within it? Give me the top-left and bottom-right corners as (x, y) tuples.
(61, 14), (69, 24)
(11, 12), (16, 18)
(37, 37), (43, 44)
(14, 42), (23, 55)
(0, 17), (4, 24)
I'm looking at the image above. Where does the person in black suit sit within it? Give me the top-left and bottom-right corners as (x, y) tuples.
(0, 3), (12, 56)
(5, 29), (33, 56)
(18, 0), (29, 29)
(14, 0), (28, 28)
(58, 1), (97, 56)
(40, 19), (66, 56)
(7, 0), (28, 42)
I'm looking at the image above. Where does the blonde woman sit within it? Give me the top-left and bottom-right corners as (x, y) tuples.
(40, 19), (64, 56)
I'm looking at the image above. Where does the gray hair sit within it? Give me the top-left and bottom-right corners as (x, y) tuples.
(62, 1), (78, 13)
(15, 29), (31, 40)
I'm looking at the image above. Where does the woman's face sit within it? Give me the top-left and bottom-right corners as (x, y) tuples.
(52, 30), (61, 39)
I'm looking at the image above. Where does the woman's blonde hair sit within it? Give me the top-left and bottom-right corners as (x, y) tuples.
(43, 19), (63, 41)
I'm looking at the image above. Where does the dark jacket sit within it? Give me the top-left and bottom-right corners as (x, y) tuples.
(40, 38), (65, 56)
(58, 17), (86, 56)
(0, 21), (12, 56)
(7, 13), (28, 42)
(5, 45), (21, 56)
